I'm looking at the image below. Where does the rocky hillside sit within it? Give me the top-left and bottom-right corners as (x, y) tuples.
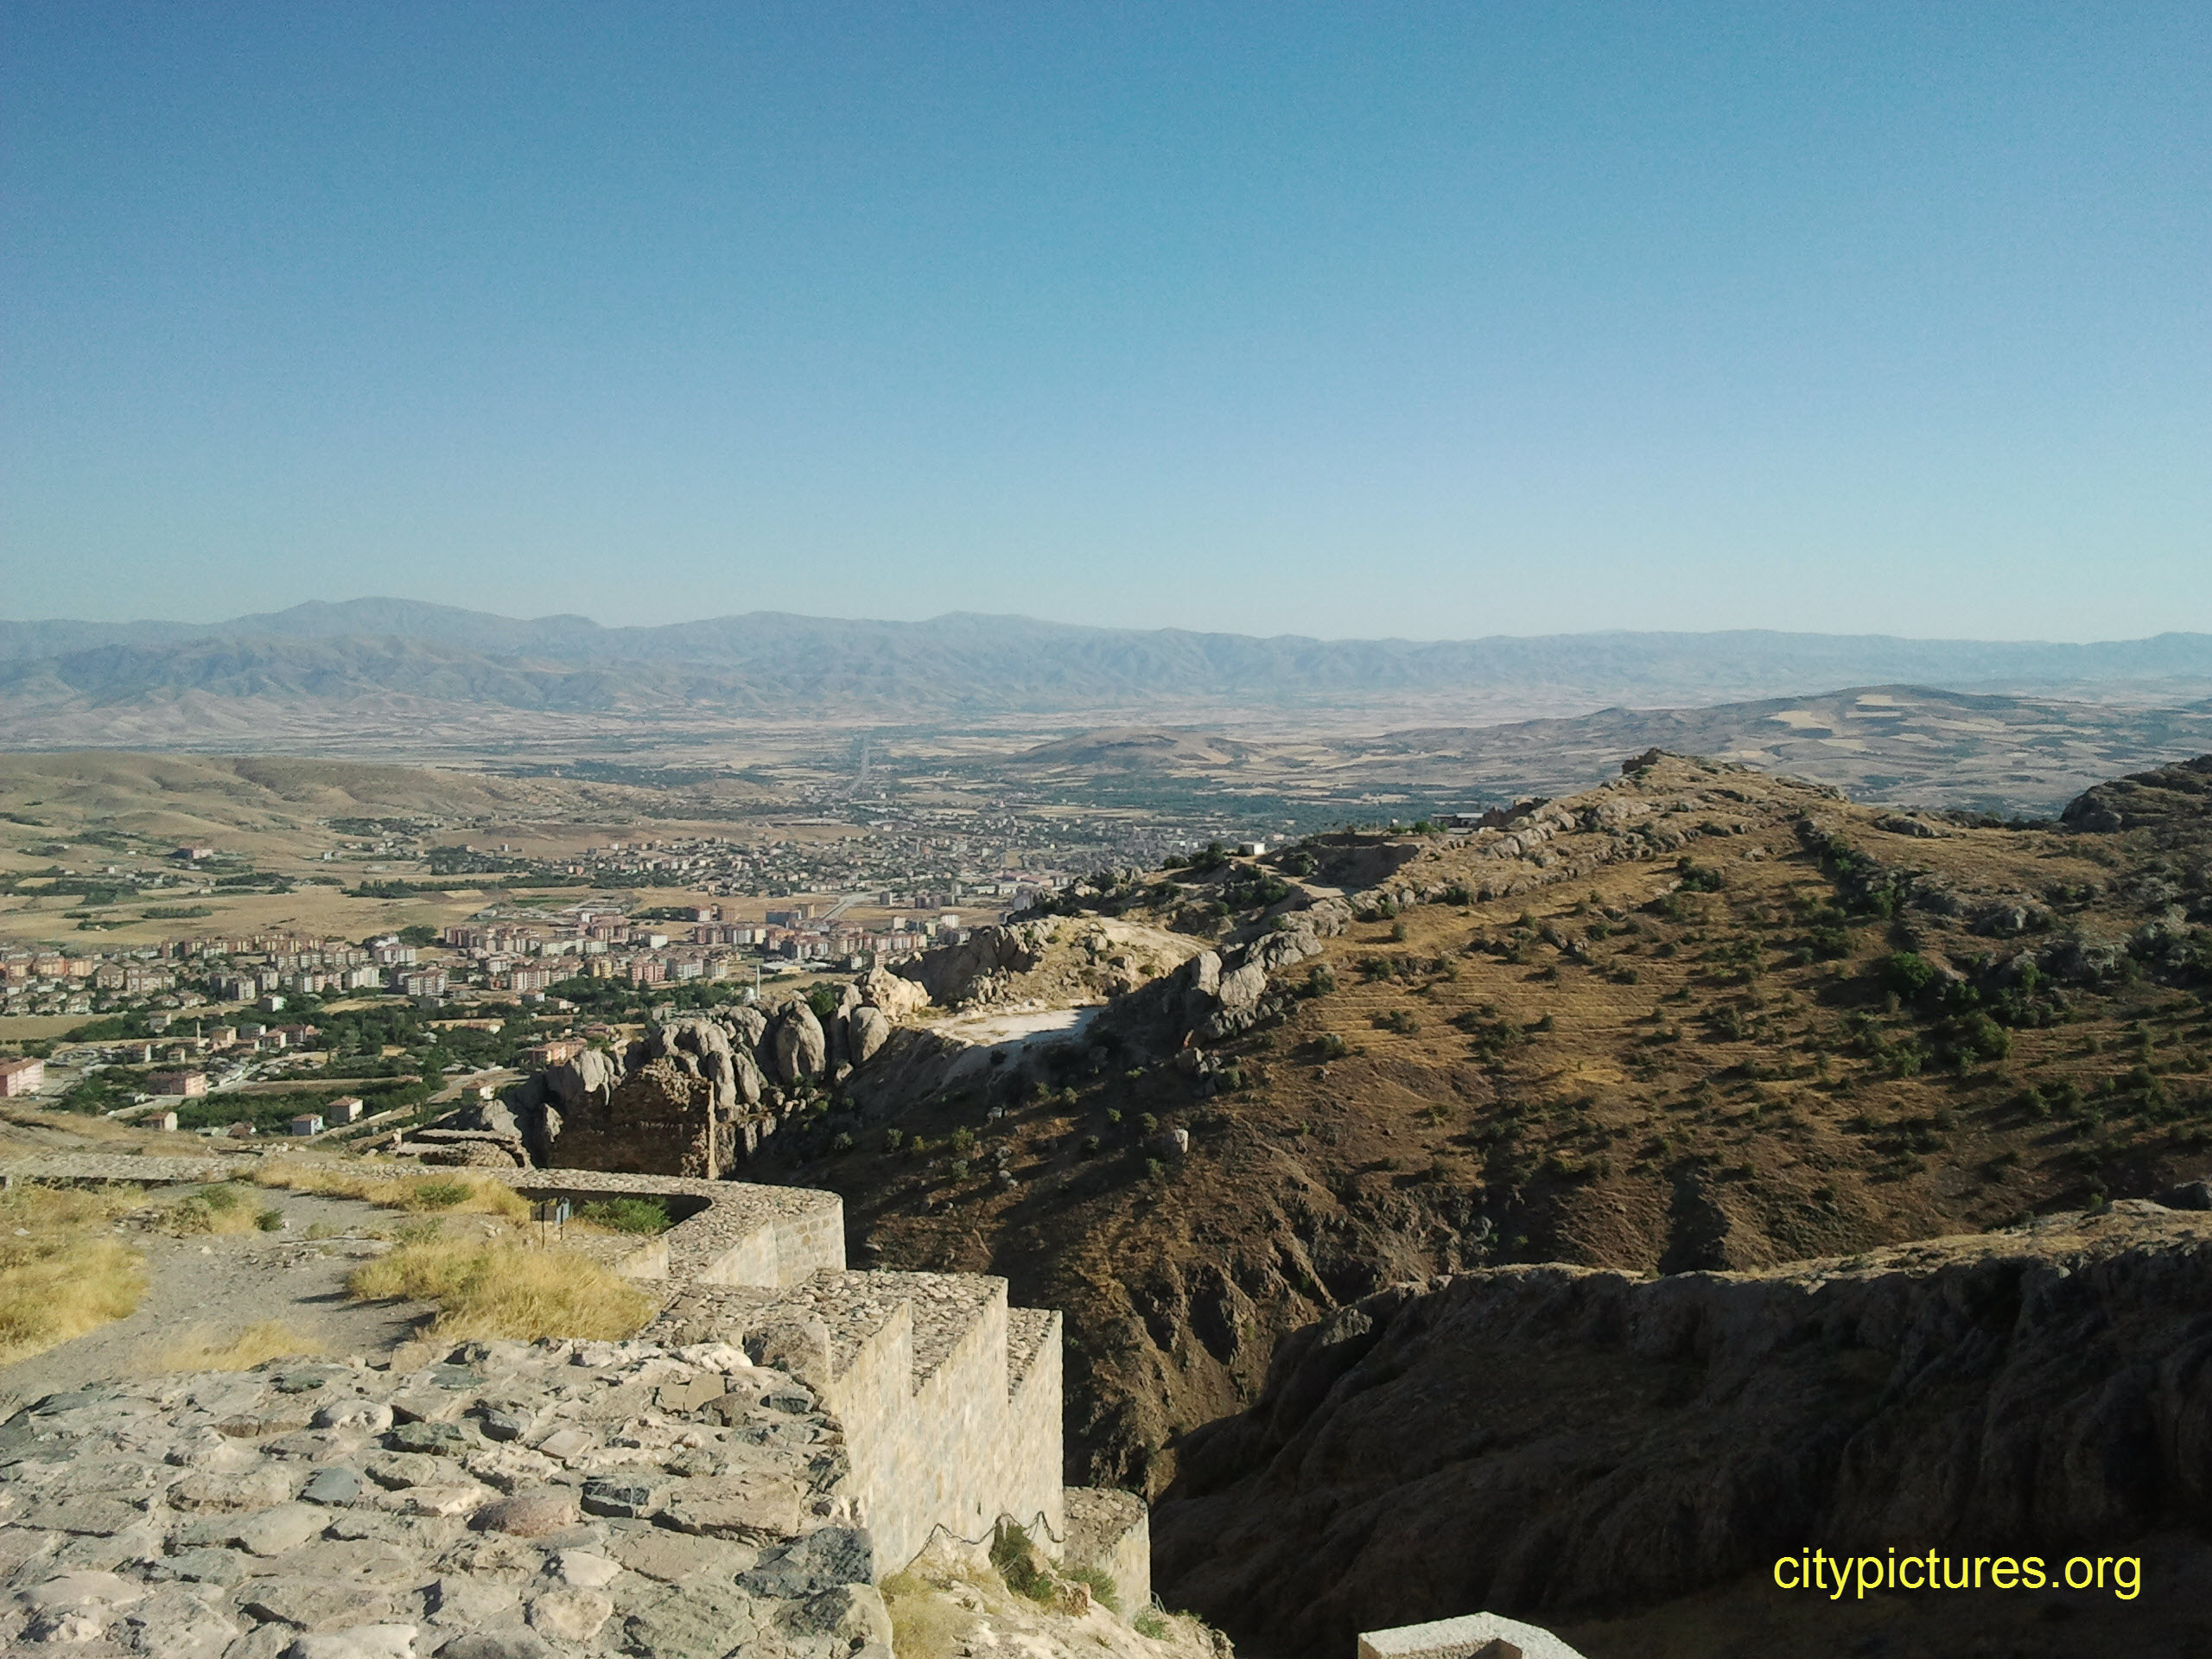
(731, 750), (2212, 1510)
(1152, 1203), (2212, 1659)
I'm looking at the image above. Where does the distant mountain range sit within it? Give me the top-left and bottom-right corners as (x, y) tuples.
(2, 599), (2209, 750)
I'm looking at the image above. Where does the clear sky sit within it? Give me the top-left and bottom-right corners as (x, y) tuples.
(3, 3), (2206, 640)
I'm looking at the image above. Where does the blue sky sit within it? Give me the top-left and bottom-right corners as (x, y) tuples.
(3, 3), (2205, 639)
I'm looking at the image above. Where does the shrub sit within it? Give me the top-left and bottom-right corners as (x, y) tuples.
(1807, 925), (1851, 959)
(1315, 1033), (1350, 1060)
(1874, 951), (1940, 1001)
(990, 1521), (1053, 1603)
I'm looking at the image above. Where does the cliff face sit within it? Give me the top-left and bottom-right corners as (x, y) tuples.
(1153, 1205), (2212, 1659)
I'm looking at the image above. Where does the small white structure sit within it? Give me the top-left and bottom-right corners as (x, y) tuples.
(152, 1109), (179, 1133)
(329, 1096), (365, 1123)
(1359, 1612), (1588, 1659)
(289, 1113), (323, 1137)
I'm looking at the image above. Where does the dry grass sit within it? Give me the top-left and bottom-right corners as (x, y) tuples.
(252, 1158), (530, 1220)
(0, 1104), (175, 1163)
(150, 1319), (323, 1371)
(881, 1569), (979, 1659)
(0, 1183), (148, 1364)
(347, 1235), (656, 1341)
(162, 1182), (284, 1236)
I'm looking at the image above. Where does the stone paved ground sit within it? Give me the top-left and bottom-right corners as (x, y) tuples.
(0, 1337), (890, 1658)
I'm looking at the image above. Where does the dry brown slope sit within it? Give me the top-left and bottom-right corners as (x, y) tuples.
(748, 753), (2212, 1500)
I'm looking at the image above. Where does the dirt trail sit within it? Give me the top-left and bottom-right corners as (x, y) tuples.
(0, 1186), (434, 1417)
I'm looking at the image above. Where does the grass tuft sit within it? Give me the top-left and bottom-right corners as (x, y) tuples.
(251, 1158), (529, 1219)
(0, 1183), (147, 1364)
(165, 1182), (284, 1236)
(347, 1236), (656, 1341)
(152, 1319), (323, 1371)
(575, 1197), (672, 1235)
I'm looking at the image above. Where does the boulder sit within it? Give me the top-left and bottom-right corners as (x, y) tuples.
(731, 1048), (765, 1108)
(723, 1005), (770, 1056)
(543, 1047), (620, 1110)
(847, 1006), (893, 1066)
(1215, 961), (1268, 1016)
(857, 966), (931, 1020)
(771, 1004), (827, 1084)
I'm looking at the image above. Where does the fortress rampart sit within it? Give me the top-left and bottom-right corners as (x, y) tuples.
(7, 1151), (1144, 1616)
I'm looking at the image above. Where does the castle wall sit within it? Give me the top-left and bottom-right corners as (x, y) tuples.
(14, 1151), (1142, 1609)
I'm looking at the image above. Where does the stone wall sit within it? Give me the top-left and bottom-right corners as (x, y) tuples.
(1066, 1488), (1150, 1622)
(647, 1269), (1070, 1581)
(10, 1150), (1148, 1617)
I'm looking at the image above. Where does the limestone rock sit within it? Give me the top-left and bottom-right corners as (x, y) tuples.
(283, 1628), (419, 1659)
(770, 1004), (827, 1084)
(846, 1006), (892, 1065)
(722, 1005), (770, 1055)
(543, 1048), (620, 1110)
(857, 966), (931, 1020)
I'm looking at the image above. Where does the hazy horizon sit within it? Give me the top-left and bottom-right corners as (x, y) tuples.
(7, 594), (2212, 651)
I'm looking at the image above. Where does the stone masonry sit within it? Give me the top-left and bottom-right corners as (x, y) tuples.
(5, 1151), (1150, 1650)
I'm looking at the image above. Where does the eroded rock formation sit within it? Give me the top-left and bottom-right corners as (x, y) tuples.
(1154, 1204), (2212, 1659)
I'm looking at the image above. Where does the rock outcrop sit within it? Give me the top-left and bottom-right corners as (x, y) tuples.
(855, 967), (929, 1022)
(1099, 894), (1352, 1057)
(1154, 1205), (2212, 1659)
(2062, 753), (2212, 833)
(891, 923), (1055, 1008)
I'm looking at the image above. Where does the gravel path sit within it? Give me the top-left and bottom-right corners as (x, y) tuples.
(0, 1188), (438, 1419)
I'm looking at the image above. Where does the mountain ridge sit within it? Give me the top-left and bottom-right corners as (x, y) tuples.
(4, 601), (2211, 740)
